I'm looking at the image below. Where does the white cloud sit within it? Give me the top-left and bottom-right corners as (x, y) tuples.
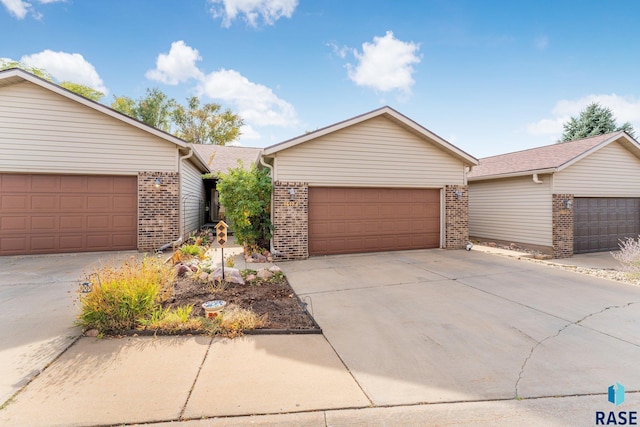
(198, 68), (297, 127)
(534, 35), (549, 50)
(327, 41), (349, 59)
(527, 94), (640, 137)
(146, 41), (204, 85)
(1, 0), (31, 18)
(209, 0), (297, 28)
(346, 31), (421, 96)
(1, 0), (64, 19)
(20, 50), (108, 94)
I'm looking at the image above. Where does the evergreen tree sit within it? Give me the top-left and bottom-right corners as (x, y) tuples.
(561, 102), (635, 141)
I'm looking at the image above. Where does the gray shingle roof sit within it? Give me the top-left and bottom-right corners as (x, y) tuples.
(190, 145), (262, 176)
(468, 132), (625, 179)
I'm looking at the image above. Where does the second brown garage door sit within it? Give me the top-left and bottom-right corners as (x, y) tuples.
(0, 174), (137, 256)
(308, 187), (440, 255)
(574, 197), (640, 254)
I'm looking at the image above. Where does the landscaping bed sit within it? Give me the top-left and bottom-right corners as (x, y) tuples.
(76, 233), (319, 337)
(165, 274), (318, 331)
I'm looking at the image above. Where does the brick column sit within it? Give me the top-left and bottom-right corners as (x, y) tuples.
(138, 172), (180, 252)
(272, 181), (308, 260)
(444, 185), (469, 249)
(552, 194), (574, 258)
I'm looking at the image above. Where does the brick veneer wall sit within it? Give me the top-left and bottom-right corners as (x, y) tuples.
(272, 181), (308, 260)
(444, 185), (469, 249)
(552, 194), (574, 258)
(138, 172), (180, 252)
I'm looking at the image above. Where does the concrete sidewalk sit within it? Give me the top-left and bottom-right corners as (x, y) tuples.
(0, 335), (369, 427)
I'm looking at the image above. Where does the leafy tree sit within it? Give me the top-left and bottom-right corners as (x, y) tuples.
(111, 88), (176, 132)
(217, 163), (272, 248)
(59, 82), (104, 102)
(560, 102), (636, 142)
(0, 60), (104, 102)
(173, 96), (244, 145)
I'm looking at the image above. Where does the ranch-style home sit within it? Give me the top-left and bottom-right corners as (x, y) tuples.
(0, 68), (210, 256)
(468, 131), (640, 258)
(262, 106), (479, 259)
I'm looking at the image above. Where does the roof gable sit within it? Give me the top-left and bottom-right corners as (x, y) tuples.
(0, 68), (210, 172)
(468, 131), (640, 180)
(263, 106), (478, 166)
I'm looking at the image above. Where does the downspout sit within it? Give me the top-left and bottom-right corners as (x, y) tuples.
(532, 173), (543, 184)
(260, 155), (283, 256)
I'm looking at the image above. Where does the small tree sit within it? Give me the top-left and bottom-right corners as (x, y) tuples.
(173, 96), (244, 145)
(111, 88), (177, 132)
(560, 102), (636, 142)
(217, 163), (272, 248)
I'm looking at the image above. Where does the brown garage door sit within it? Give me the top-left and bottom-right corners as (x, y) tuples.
(308, 187), (440, 255)
(0, 174), (137, 255)
(574, 197), (640, 254)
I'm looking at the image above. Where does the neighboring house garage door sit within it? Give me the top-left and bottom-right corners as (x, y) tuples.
(0, 174), (137, 256)
(573, 197), (640, 254)
(308, 187), (440, 255)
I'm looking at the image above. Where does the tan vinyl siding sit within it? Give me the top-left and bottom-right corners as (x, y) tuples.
(0, 81), (178, 174)
(553, 142), (640, 197)
(180, 159), (205, 236)
(273, 116), (464, 187)
(469, 175), (553, 246)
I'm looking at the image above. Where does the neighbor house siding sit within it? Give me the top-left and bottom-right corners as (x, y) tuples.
(273, 116), (465, 187)
(553, 142), (640, 197)
(180, 159), (205, 236)
(0, 81), (178, 174)
(469, 175), (553, 247)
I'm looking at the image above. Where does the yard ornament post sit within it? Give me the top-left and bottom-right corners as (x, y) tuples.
(215, 220), (228, 280)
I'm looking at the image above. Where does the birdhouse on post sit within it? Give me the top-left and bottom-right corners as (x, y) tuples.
(215, 221), (228, 247)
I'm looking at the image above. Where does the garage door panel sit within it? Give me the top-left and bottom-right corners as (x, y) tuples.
(32, 175), (59, 191)
(32, 195), (57, 209)
(2, 237), (26, 252)
(309, 187), (440, 255)
(31, 216), (56, 230)
(60, 235), (84, 250)
(2, 216), (27, 232)
(0, 174), (137, 255)
(574, 197), (640, 254)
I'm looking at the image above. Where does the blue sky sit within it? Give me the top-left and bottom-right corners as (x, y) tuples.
(2, 0), (640, 157)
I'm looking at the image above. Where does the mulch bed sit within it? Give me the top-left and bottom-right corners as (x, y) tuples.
(164, 275), (320, 332)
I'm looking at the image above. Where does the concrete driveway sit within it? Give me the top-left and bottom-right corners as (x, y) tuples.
(0, 251), (140, 406)
(279, 249), (640, 407)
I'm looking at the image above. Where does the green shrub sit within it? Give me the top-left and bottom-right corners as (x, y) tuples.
(180, 243), (204, 257)
(217, 163), (272, 247)
(76, 257), (176, 333)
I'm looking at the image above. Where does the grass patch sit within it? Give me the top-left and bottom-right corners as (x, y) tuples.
(76, 256), (176, 334)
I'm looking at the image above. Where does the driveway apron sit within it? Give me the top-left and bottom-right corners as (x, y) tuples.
(279, 249), (640, 406)
(0, 251), (140, 405)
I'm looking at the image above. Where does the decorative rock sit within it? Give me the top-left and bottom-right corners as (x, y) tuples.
(85, 329), (99, 337)
(189, 264), (199, 272)
(267, 256), (273, 262)
(246, 274), (256, 282)
(488, 242), (497, 247)
(198, 272), (209, 282)
(268, 265), (281, 272)
(257, 269), (273, 280)
(210, 267), (245, 285)
(176, 264), (190, 277)
(252, 252), (267, 262)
